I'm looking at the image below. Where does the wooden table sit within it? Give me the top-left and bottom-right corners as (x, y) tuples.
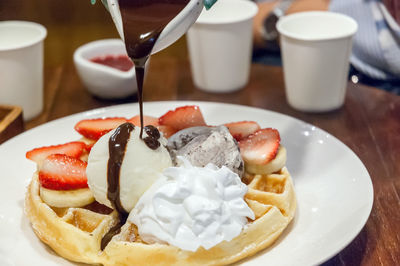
(2, 0), (400, 265)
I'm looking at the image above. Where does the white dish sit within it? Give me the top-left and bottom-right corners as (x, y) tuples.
(74, 39), (147, 99)
(0, 101), (373, 266)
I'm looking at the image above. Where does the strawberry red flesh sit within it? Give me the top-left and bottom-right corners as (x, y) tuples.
(239, 128), (280, 165)
(39, 154), (88, 190)
(128, 115), (159, 127)
(224, 121), (261, 141)
(156, 125), (177, 138)
(26, 141), (86, 164)
(84, 142), (95, 153)
(159, 105), (206, 131)
(74, 117), (128, 140)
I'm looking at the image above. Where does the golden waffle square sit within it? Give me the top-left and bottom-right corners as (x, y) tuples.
(25, 166), (296, 265)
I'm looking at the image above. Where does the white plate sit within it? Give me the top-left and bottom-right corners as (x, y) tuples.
(0, 101), (373, 266)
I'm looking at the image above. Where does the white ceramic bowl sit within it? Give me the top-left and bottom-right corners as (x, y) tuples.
(74, 39), (140, 99)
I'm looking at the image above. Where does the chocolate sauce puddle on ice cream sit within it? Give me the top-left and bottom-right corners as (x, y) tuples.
(119, 0), (189, 137)
(144, 125), (161, 149)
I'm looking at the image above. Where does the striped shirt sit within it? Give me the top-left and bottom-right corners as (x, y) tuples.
(330, 0), (400, 80)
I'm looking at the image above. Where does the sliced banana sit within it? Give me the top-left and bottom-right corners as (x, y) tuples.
(40, 186), (95, 208)
(245, 146), (287, 175)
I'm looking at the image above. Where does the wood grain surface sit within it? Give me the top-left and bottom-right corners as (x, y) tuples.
(1, 0), (399, 265)
(0, 105), (23, 144)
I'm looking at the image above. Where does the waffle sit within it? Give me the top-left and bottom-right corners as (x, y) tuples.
(25, 164), (296, 265)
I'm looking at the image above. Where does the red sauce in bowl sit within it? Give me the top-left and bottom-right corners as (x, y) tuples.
(90, 54), (134, 72)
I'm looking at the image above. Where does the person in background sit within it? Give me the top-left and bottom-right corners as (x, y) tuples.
(253, 0), (400, 94)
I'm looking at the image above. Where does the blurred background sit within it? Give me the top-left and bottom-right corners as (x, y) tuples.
(1, 0), (399, 94)
(0, 0), (188, 68)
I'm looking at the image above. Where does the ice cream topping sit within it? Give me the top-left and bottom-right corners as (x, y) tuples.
(128, 157), (255, 252)
(86, 124), (172, 213)
(167, 126), (244, 177)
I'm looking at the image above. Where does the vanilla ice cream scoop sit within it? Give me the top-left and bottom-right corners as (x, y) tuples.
(87, 123), (172, 213)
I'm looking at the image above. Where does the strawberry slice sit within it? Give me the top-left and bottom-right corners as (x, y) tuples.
(239, 128), (280, 164)
(26, 141), (86, 164)
(39, 154), (88, 190)
(224, 121), (261, 141)
(128, 115), (159, 127)
(157, 125), (177, 138)
(74, 117), (128, 140)
(84, 142), (95, 153)
(159, 105), (206, 130)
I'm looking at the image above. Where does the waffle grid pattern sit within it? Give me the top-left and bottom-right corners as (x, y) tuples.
(25, 167), (296, 265)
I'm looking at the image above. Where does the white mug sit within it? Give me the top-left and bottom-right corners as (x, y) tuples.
(106, 0), (203, 55)
(0, 21), (47, 121)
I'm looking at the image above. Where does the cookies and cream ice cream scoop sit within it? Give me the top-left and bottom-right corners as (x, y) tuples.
(167, 126), (244, 177)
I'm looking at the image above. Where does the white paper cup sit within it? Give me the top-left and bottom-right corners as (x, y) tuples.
(0, 21), (47, 121)
(187, 0), (258, 93)
(277, 12), (358, 112)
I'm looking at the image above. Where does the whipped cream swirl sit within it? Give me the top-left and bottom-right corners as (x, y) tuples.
(128, 157), (255, 252)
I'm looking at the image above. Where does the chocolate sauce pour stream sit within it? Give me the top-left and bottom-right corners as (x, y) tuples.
(101, 0), (189, 249)
(119, 0), (189, 137)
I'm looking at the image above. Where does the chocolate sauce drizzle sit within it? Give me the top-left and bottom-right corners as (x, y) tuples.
(133, 60), (146, 138)
(100, 222), (124, 251)
(107, 122), (134, 214)
(101, 124), (161, 250)
(100, 0), (189, 250)
(101, 122), (134, 250)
